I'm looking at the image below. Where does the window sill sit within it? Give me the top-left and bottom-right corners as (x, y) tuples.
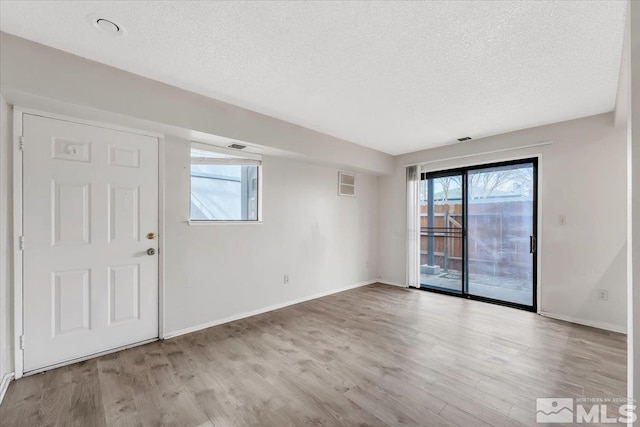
(187, 220), (263, 226)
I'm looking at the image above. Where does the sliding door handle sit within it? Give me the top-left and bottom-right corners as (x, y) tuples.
(530, 235), (537, 254)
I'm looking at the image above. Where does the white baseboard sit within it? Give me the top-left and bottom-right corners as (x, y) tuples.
(0, 372), (14, 407)
(163, 279), (378, 339)
(375, 284), (624, 334)
(378, 280), (408, 288)
(538, 311), (626, 334)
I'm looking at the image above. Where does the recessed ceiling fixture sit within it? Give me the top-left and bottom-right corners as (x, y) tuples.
(87, 13), (127, 37)
(457, 137), (472, 142)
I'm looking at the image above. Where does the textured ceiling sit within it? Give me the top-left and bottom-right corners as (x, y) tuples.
(0, 1), (627, 155)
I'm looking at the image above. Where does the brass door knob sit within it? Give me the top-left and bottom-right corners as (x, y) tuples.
(147, 248), (156, 256)
(146, 232), (156, 240)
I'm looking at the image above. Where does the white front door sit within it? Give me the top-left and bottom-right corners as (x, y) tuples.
(22, 114), (159, 372)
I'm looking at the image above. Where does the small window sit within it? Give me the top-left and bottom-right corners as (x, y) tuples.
(190, 143), (261, 222)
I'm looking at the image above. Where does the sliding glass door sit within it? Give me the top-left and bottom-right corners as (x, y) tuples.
(420, 159), (537, 311)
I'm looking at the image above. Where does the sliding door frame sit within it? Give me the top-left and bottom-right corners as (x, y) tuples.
(419, 157), (538, 312)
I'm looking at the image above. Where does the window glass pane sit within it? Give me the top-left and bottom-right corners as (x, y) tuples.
(419, 174), (464, 293)
(190, 164), (259, 221)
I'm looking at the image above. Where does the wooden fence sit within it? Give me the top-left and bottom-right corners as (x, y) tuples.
(420, 201), (533, 275)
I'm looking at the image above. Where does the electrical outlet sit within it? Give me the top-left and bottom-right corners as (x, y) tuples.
(597, 289), (608, 301)
(559, 214), (567, 225)
(284, 274), (289, 284)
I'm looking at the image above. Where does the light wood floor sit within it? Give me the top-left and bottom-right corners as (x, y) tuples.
(0, 284), (626, 426)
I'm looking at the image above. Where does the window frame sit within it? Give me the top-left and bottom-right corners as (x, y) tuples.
(188, 142), (263, 225)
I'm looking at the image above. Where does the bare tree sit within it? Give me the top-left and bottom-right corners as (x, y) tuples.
(438, 176), (455, 202)
(468, 168), (532, 199)
(422, 166), (532, 203)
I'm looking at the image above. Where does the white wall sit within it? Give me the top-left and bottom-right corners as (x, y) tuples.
(379, 113), (628, 332)
(163, 136), (379, 334)
(629, 0), (640, 410)
(0, 96), (13, 384)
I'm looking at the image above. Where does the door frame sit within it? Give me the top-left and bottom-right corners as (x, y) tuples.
(12, 107), (166, 379)
(419, 157), (539, 312)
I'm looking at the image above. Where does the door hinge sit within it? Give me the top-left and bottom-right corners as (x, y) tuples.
(19, 335), (25, 350)
(19, 236), (25, 251)
(19, 136), (25, 151)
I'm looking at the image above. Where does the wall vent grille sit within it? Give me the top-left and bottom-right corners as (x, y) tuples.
(338, 172), (356, 197)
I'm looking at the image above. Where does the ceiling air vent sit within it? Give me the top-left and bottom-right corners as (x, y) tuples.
(228, 143), (247, 150)
(338, 172), (356, 197)
(457, 137), (472, 142)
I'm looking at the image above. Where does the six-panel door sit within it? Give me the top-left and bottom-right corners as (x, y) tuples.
(22, 114), (159, 372)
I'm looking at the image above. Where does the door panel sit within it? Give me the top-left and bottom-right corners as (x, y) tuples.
(467, 162), (535, 306)
(108, 264), (140, 324)
(53, 269), (90, 335)
(108, 185), (140, 242)
(22, 114), (159, 372)
(52, 181), (90, 245)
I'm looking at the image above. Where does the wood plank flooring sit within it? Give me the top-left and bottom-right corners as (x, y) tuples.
(0, 284), (626, 426)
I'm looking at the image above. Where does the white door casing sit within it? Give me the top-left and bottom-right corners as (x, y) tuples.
(22, 114), (159, 372)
